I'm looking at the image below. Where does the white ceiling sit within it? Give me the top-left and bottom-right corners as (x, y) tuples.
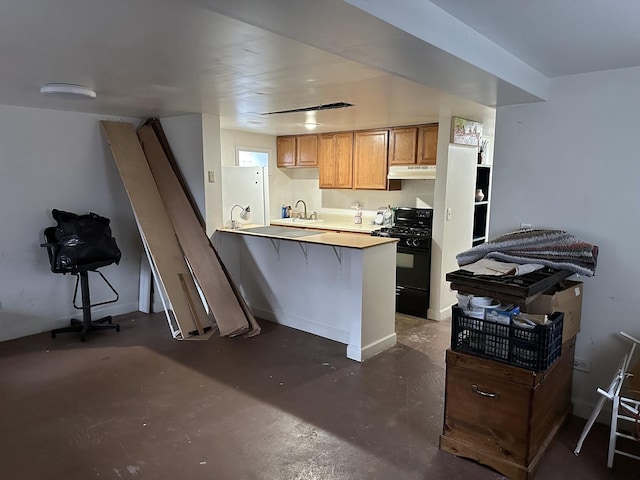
(428, 0), (640, 78)
(1, 0), (638, 136)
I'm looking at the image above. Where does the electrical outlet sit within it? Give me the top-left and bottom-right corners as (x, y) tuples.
(573, 357), (591, 373)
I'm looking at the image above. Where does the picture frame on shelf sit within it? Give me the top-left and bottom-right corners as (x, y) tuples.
(451, 117), (483, 147)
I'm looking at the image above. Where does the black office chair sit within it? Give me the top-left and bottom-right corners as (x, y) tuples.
(41, 210), (122, 341)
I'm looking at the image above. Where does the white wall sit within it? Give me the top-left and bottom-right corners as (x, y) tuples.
(203, 114), (223, 237)
(492, 66), (640, 419)
(0, 105), (142, 341)
(161, 115), (206, 221)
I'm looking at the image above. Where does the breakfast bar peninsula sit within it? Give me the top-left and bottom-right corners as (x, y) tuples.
(214, 225), (398, 361)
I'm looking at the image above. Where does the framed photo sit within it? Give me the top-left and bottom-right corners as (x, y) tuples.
(451, 117), (483, 147)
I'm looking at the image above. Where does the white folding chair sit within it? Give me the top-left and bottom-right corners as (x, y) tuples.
(574, 331), (640, 468)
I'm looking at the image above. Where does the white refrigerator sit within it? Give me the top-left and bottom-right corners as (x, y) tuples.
(221, 166), (269, 227)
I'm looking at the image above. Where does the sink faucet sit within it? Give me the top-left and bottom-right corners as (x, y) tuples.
(295, 199), (307, 219)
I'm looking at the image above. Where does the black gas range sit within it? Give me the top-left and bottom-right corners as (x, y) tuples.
(371, 207), (433, 319)
(371, 225), (432, 250)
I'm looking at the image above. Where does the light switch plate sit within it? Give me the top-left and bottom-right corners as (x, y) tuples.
(208, 171), (215, 183)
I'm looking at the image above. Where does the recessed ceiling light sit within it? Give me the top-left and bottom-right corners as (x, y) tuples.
(40, 83), (96, 99)
(300, 122), (320, 130)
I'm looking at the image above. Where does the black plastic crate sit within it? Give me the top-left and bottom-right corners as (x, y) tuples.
(451, 305), (564, 372)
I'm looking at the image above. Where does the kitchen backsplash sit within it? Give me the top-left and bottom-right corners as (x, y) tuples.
(276, 173), (436, 219)
(321, 180), (435, 211)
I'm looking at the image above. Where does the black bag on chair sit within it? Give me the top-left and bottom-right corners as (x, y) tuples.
(51, 209), (121, 272)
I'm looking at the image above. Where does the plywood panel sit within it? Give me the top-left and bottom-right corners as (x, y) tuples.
(101, 121), (211, 339)
(138, 124), (258, 337)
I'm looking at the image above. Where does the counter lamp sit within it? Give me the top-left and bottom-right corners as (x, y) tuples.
(230, 205), (251, 229)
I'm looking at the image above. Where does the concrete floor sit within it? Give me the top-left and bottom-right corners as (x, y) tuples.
(1, 312), (638, 479)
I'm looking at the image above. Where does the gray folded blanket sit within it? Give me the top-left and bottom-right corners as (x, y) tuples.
(456, 229), (598, 277)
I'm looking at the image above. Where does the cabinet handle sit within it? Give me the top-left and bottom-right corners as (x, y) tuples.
(472, 384), (500, 399)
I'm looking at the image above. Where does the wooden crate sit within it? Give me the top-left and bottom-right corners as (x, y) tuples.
(439, 338), (575, 480)
(446, 267), (572, 306)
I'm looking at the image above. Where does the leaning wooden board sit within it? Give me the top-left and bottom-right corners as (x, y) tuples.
(101, 121), (213, 339)
(137, 124), (258, 337)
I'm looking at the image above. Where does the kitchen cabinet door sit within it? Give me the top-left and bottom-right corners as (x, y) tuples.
(416, 124), (438, 165)
(389, 127), (418, 165)
(319, 132), (353, 189)
(318, 134), (336, 188)
(334, 132), (353, 189)
(296, 134), (318, 167)
(278, 135), (317, 167)
(353, 129), (388, 190)
(277, 136), (296, 167)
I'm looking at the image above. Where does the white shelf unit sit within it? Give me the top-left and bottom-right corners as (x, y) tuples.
(472, 164), (492, 246)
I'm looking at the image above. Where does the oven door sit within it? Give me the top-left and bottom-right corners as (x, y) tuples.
(395, 244), (431, 318)
(395, 285), (429, 318)
(396, 245), (431, 291)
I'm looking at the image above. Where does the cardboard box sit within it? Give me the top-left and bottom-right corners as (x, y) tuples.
(523, 280), (583, 341)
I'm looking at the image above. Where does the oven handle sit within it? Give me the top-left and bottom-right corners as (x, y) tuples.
(397, 246), (431, 255)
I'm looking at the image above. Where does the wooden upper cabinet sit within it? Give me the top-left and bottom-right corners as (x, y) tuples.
(296, 134), (318, 167)
(389, 124), (438, 165)
(334, 132), (353, 189)
(318, 134), (335, 188)
(417, 124), (438, 165)
(389, 127), (418, 165)
(278, 122), (435, 188)
(353, 129), (389, 190)
(277, 134), (318, 167)
(277, 136), (296, 167)
(318, 132), (353, 189)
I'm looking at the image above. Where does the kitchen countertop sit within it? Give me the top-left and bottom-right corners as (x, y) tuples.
(217, 224), (396, 249)
(270, 213), (384, 234)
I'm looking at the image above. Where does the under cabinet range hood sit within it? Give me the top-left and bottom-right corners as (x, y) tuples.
(387, 165), (437, 180)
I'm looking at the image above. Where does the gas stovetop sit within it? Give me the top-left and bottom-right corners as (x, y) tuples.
(371, 207), (433, 250)
(372, 226), (432, 238)
(371, 226), (432, 249)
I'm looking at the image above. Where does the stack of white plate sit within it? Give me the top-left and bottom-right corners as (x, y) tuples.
(457, 293), (500, 319)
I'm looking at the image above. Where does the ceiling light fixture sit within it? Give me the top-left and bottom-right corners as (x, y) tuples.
(301, 112), (320, 130)
(39, 83), (96, 99)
